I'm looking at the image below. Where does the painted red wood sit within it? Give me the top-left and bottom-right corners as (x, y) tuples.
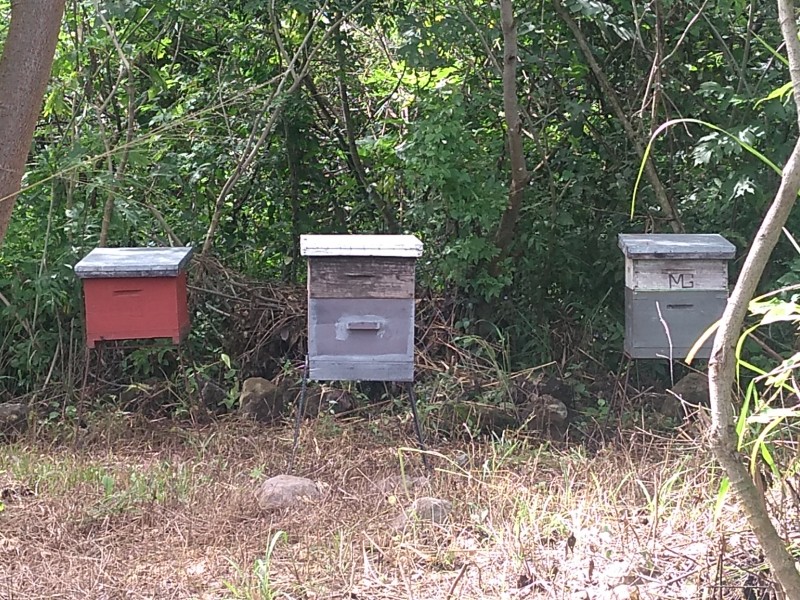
(82, 272), (189, 347)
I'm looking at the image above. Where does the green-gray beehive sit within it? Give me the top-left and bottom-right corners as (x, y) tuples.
(618, 233), (736, 360)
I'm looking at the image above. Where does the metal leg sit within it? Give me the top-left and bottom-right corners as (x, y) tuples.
(289, 356), (309, 472)
(406, 382), (431, 471)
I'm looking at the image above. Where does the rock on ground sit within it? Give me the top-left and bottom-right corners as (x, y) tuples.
(0, 403), (28, 436)
(255, 474), (322, 510)
(522, 393), (569, 430)
(670, 372), (709, 409)
(299, 386), (355, 418)
(238, 377), (286, 423)
(197, 375), (227, 409)
(392, 496), (452, 528)
(645, 390), (680, 419)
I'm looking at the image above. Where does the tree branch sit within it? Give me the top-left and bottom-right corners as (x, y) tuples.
(552, 0), (684, 232)
(707, 0), (800, 594)
(200, 0), (368, 256)
(334, 22), (399, 232)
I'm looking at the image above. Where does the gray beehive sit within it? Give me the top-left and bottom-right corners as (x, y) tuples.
(618, 233), (736, 359)
(300, 234), (423, 381)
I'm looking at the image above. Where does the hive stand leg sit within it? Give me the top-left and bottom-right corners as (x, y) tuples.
(610, 354), (633, 421)
(289, 356), (310, 472)
(75, 344), (94, 442)
(406, 382), (431, 471)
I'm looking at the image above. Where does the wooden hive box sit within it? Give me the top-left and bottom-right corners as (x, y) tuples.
(300, 234), (423, 382)
(618, 233), (736, 359)
(74, 247), (194, 348)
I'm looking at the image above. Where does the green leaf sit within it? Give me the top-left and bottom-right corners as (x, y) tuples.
(631, 118), (783, 220)
(755, 81), (794, 108)
(752, 32), (789, 67)
(758, 300), (800, 325)
(747, 407), (800, 424)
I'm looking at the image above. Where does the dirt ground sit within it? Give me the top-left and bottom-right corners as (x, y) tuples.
(0, 413), (789, 599)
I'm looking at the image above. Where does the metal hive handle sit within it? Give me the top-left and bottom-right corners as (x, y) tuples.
(346, 321), (381, 330)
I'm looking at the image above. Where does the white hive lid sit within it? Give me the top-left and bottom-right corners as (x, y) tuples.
(300, 234), (423, 257)
(618, 234), (735, 260)
(74, 247), (194, 278)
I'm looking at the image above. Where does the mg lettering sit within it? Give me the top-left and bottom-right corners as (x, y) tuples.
(668, 272), (694, 289)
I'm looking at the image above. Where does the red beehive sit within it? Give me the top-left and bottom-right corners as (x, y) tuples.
(74, 247), (194, 348)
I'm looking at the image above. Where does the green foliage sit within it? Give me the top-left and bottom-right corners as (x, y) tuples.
(91, 462), (199, 516)
(2, 0), (798, 401)
(720, 293), (800, 500)
(401, 85), (507, 298)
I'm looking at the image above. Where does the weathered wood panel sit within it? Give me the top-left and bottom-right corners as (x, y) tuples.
(623, 288), (727, 359)
(309, 358), (414, 382)
(308, 257), (415, 299)
(625, 259), (728, 291)
(75, 246), (194, 278)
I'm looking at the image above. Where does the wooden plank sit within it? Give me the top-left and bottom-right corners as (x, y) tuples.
(308, 257), (415, 299)
(309, 359), (414, 382)
(625, 259), (728, 291)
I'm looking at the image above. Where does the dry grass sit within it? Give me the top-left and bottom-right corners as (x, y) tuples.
(0, 413), (787, 599)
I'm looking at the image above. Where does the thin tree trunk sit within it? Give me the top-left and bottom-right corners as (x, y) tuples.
(493, 0), (530, 270)
(0, 0), (67, 245)
(553, 0), (684, 233)
(303, 76), (364, 229)
(334, 24), (399, 233)
(201, 1), (367, 256)
(98, 73), (136, 247)
(707, 0), (800, 594)
(284, 115), (302, 280)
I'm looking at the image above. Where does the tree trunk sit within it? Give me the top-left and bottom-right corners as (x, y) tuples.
(334, 23), (399, 233)
(553, 0), (684, 233)
(707, 0), (800, 594)
(201, 2), (368, 256)
(493, 0), (530, 271)
(0, 0), (67, 245)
